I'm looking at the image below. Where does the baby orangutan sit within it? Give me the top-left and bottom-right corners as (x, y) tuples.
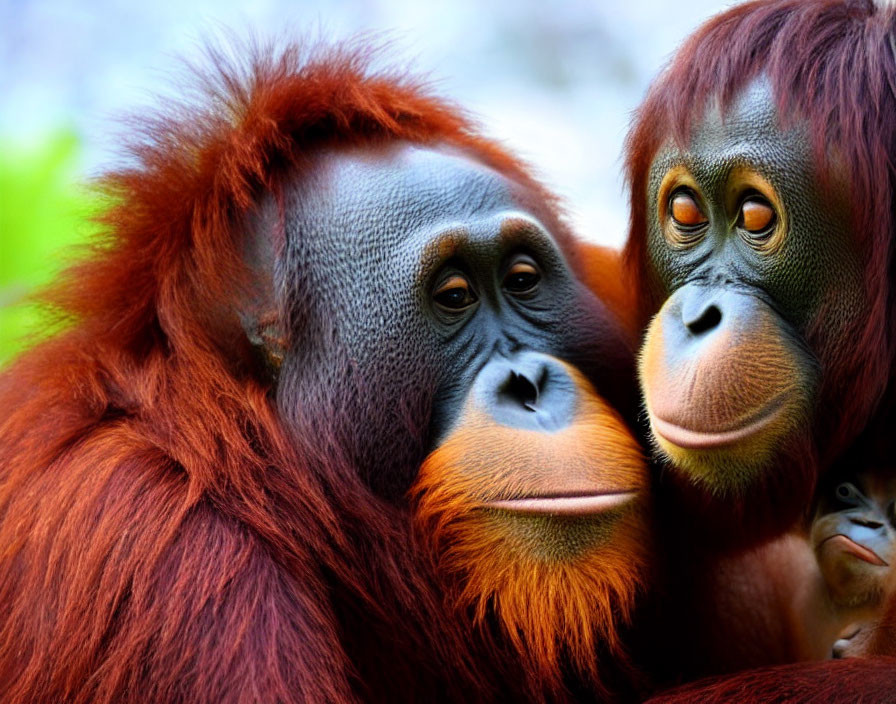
(680, 462), (896, 675)
(816, 470), (896, 658)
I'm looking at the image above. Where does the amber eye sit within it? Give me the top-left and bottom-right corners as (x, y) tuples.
(433, 274), (477, 311)
(669, 191), (707, 228)
(739, 197), (776, 235)
(503, 258), (541, 294)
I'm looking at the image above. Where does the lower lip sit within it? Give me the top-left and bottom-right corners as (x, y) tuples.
(822, 534), (888, 566)
(483, 491), (638, 517)
(651, 397), (786, 451)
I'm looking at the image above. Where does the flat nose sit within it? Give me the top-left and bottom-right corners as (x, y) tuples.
(498, 368), (545, 412)
(473, 352), (577, 432)
(661, 284), (766, 354)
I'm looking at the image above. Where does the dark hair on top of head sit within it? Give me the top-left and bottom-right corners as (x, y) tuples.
(623, 0), (896, 448)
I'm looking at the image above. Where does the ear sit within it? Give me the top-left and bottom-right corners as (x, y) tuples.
(238, 205), (287, 377)
(240, 307), (286, 373)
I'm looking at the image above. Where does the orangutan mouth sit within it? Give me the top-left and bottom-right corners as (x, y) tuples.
(821, 534), (888, 567)
(482, 491), (638, 517)
(650, 394), (789, 451)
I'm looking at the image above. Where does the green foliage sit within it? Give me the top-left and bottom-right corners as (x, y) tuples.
(0, 131), (100, 365)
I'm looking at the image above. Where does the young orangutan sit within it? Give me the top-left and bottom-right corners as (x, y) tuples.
(677, 460), (896, 674)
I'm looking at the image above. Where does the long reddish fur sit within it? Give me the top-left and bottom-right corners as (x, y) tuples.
(411, 379), (651, 698)
(617, 0), (896, 686)
(645, 657), (896, 703)
(0, 40), (591, 703)
(624, 0), (896, 468)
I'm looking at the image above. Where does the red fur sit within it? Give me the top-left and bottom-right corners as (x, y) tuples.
(617, 0), (896, 689)
(411, 373), (651, 699)
(624, 0), (896, 464)
(576, 243), (641, 342)
(645, 657), (896, 703)
(0, 40), (597, 703)
(870, 590), (896, 655)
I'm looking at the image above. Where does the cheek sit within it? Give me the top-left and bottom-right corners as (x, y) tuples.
(769, 184), (865, 334)
(645, 220), (678, 294)
(276, 340), (441, 497)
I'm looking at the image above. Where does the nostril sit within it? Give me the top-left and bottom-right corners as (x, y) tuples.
(850, 517), (884, 530)
(502, 371), (539, 411)
(685, 304), (722, 335)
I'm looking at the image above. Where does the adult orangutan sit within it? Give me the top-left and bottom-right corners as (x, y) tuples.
(618, 0), (896, 692)
(0, 42), (651, 703)
(624, 0), (896, 542)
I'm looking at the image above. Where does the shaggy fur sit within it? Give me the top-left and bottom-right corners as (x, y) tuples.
(625, 0), (896, 468)
(411, 369), (650, 698)
(619, 0), (896, 689)
(0, 39), (650, 703)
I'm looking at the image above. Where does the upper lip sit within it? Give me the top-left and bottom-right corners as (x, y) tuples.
(481, 491), (639, 517)
(651, 393), (789, 451)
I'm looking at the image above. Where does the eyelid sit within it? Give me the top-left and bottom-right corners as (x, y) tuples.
(725, 168), (786, 253)
(505, 255), (539, 277)
(434, 273), (470, 295)
(669, 189), (708, 226)
(658, 167), (702, 223)
(657, 167), (708, 249)
(739, 197), (776, 234)
(508, 260), (537, 272)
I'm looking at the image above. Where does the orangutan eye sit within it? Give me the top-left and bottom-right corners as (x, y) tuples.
(433, 274), (477, 311)
(739, 196), (776, 236)
(835, 482), (860, 504)
(503, 258), (541, 295)
(669, 190), (708, 228)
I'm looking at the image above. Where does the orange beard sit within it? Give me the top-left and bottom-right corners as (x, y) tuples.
(410, 369), (651, 693)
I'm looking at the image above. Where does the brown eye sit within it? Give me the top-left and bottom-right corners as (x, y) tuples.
(670, 191), (707, 227)
(503, 259), (540, 294)
(739, 197), (776, 234)
(433, 274), (477, 311)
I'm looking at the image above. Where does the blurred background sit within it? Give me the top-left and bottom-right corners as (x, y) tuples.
(0, 0), (732, 363)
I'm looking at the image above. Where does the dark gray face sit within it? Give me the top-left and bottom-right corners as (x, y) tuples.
(645, 76), (863, 334)
(257, 144), (631, 498)
(637, 77), (869, 533)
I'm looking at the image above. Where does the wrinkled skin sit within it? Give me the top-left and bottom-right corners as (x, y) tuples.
(639, 77), (865, 536)
(253, 143), (651, 695)
(265, 144), (635, 496)
(0, 130), (651, 703)
(632, 77), (874, 686)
